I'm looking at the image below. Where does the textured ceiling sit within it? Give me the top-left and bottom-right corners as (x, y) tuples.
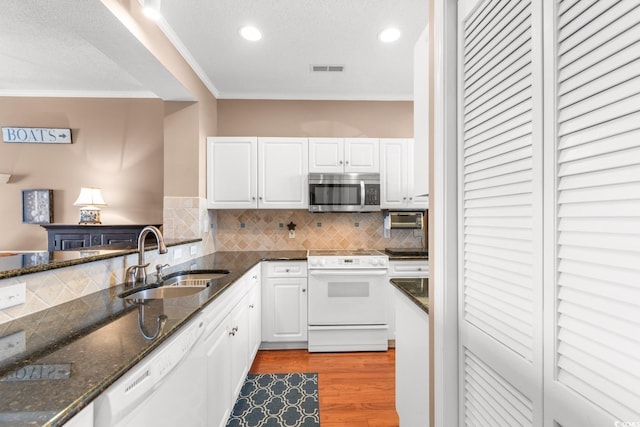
(0, 0), (427, 101)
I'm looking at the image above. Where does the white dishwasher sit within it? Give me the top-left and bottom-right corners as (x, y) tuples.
(94, 313), (206, 427)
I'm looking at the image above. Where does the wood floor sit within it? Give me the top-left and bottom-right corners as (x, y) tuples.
(250, 349), (399, 427)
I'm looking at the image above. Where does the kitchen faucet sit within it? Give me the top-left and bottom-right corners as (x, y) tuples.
(125, 226), (168, 286)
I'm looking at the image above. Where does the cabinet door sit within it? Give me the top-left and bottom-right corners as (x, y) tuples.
(100, 232), (137, 246)
(229, 295), (250, 400)
(205, 318), (232, 427)
(413, 26), (430, 204)
(263, 277), (308, 342)
(395, 288), (429, 426)
(247, 267), (262, 359)
(380, 138), (411, 208)
(344, 138), (379, 173)
(54, 233), (91, 251)
(309, 137), (344, 173)
(258, 137), (309, 209)
(207, 137), (258, 209)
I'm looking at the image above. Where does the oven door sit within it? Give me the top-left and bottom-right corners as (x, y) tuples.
(307, 269), (388, 325)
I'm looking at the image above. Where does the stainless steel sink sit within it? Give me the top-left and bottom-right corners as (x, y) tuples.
(120, 270), (230, 300)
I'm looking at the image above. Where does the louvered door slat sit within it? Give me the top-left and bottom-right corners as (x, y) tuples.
(461, 0), (540, 424)
(551, 0), (640, 419)
(559, 5), (640, 72)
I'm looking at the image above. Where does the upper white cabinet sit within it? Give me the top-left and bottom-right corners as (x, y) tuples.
(258, 137), (308, 209)
(309, 138), (379, 173)
(380, 138), (427, 209)
(207, 137), (308, 209)
(413, 26), (430, 205)
(207, 136), (258, 209)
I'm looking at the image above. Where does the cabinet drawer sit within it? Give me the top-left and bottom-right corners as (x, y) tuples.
(265, 261), (307, 277)
(389, 261), (429, 277)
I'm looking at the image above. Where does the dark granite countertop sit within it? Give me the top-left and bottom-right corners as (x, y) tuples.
(0, 250), (307, 427)
(390, 278), (429, 314)
(0, 239), (201, 281)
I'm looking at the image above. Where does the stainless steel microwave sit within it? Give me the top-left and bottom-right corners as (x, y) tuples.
(308, 173), (381, 212)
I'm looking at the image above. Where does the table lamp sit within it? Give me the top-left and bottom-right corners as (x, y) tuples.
(73, 187), (107, 224)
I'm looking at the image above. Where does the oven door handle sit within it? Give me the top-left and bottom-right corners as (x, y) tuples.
(360, 180), (366, 210)
(308, 269), (388, 277)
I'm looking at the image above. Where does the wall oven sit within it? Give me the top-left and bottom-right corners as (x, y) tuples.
(308, 173), (380, 212)
(307, 249), (389, 352)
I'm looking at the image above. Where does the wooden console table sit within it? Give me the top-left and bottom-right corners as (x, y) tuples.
(41, 224), (162, 252)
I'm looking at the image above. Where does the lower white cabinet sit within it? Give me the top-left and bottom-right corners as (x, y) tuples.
(247, 265), (262, 359)
(394, 287), (429, 427)
(261, 261), (308, 344)
(202, 270), (257, 427)
(387, 260), (429, 340)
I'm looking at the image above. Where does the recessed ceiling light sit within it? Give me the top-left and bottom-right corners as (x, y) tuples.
(240, 26), (262, 41)
(378, 27), (401, 43)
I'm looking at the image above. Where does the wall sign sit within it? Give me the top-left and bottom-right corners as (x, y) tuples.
(2, 127), (72, 144)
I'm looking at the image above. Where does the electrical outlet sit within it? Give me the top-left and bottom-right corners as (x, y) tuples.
(0, 282), (26, 310)
(190, 245), (197, 256)
(289, 230), (295, 239)
(173, 247), (183, 260)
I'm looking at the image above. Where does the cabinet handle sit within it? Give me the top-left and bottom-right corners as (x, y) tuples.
(302, 288), (306, 293)
(339, 160), (343, 165)
(249, 304), (255, 308)
(409, 197), (413, 200)
(252, 196), (256, 201)
(259, 196), (263, 200)
(345, 160), (349, 165)
(285, 268), (290, 272)
(403, 197), (407, 200)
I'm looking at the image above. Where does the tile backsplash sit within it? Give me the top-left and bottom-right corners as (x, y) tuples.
(215, 209), (425, 251)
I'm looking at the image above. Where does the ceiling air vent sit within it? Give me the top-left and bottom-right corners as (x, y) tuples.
(311, 65), (345, 72)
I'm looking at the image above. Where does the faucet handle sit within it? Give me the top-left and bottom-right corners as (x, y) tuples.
(125, 263), (150, 286)
(156, 264), (170, 281)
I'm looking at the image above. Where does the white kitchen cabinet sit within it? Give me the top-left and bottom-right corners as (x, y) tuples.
(207, 137), (308, 209)
(394, 287), (429, 427)
(387, 259), (429, 341)
(258, 137), (308, 209)
(247, 265), (262, 359)
(309, 137), (379, 173)
(413, 26), (430, 205)
(380, 138), (427, 209)
(201, 272), (254, 427)
(261, 261), (308, 345)
(204, 312), (233, 427)
(207, 136), (258, 209)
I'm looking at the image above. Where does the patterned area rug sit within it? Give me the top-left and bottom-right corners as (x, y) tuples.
(226, 373), (320, 427)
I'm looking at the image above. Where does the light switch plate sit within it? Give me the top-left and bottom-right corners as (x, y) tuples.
(0, 282), (26, 310)
(190, 245), (197, 256)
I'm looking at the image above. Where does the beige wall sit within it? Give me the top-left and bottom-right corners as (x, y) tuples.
(0, 97), (164, 251)
(218, 100), (413, 137)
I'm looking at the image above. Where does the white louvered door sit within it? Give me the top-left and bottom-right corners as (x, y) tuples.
(458, 0), (543, 425)
(543, 1), (640, 425)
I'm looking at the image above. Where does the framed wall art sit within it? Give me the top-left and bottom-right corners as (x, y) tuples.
(22, 189), (54, 224)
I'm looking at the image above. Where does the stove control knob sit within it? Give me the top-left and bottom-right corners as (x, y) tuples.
(309, 259), (317, 267)
(320, 259), (326, 266)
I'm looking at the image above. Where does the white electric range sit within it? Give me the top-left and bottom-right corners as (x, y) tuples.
(306, 249), (389, 352)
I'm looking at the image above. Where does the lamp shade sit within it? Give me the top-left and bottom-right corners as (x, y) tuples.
(73, 187), (107, 207)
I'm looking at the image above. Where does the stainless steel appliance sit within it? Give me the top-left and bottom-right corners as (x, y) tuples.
(388, 211), (424, 229)
(307, 249), (389, 352)
(308, 173), (380, 212)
